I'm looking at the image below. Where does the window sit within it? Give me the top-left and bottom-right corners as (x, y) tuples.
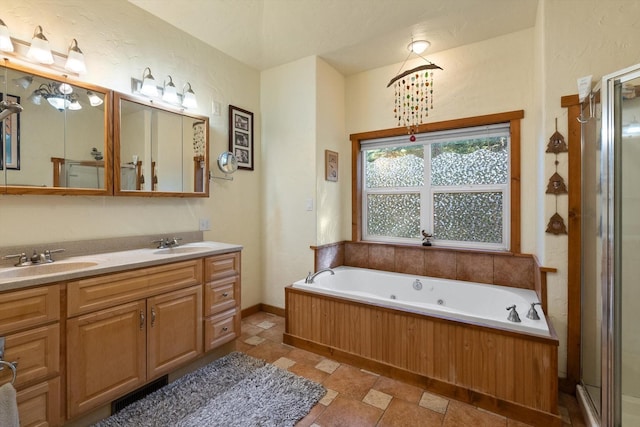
(352, 112), (523, 252)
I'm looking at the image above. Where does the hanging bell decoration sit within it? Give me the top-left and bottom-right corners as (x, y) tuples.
(546, 212), (568, 235)
(546, 172), (568, 194)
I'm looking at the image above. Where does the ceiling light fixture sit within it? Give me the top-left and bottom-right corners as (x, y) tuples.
(0, 18), (13, 52)
(182, 82), (197, 109)
(162, 75), (179, 104)
(140, 67), (159, 97)
(407, 39), (430, 54)
(30, 83), (70, 111)
(27, 25), (54, 64)
(64, 38), (87, 74)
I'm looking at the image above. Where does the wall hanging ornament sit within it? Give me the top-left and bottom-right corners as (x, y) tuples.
(545, 118), (568, 235)
(389, 38), (442, 142)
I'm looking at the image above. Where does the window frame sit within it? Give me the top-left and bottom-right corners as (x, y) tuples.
(350, 110), (524, 253)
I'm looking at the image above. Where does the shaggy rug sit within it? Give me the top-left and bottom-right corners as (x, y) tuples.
(93, 352), (325, 427)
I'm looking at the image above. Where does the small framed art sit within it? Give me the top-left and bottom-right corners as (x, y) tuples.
(325, 150), (338, 182)
(228, 105), (254, 170)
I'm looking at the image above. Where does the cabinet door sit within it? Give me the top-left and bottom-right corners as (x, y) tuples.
(67, 300), (146, 418)
(17, 377), (61, 427)
(147, 285), (202, 379)
(1, 324), (59, 389)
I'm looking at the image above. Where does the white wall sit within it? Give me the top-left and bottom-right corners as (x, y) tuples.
(0, 0), (263, 309)
(261, 56), (318, 308)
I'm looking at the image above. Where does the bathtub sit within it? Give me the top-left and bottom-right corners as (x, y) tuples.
(285, 265), (561, 425)
(292, 266), (550, 337)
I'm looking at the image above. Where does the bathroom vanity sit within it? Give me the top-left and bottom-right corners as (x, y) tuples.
(0, 241), (241, 426)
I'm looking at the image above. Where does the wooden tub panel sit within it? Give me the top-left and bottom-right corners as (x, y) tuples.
(285, 287), (559, 423)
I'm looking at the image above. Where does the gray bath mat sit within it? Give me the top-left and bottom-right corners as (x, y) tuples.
(93, 352), (325, 427)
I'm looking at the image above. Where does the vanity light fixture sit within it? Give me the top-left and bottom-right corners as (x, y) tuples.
(0, 18), (13, 52)
(64, 39), (87, 74)
(27, 25), (54, 65)
(162, 75), (179, 104)
(140, 67), (159, 97)
(68, 94), (82, 110)
(12, 75), (33, 89)
(86, 90), (103, 106)
(182, 82), (198, 109)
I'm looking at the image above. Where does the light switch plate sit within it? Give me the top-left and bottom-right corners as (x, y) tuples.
(199, 218), (211, 231)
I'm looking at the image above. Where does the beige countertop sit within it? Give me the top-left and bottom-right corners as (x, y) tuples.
(0, 241), (242, 292)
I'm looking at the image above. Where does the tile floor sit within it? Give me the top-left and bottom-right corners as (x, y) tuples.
(236, 311), (587, 427)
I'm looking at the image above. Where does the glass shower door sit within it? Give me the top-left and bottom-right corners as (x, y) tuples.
(599, 64), (640, 426)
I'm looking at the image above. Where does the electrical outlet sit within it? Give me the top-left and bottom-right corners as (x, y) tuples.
(212, 101), (221, 116)
(199, 218), (211, 231)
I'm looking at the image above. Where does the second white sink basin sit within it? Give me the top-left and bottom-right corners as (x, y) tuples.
(0, 261), (99, 279)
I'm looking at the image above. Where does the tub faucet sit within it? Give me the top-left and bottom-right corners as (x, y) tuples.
(506, 305), (521, 323)
(526, 302), (542, 320)
(305, 268), (335, 284)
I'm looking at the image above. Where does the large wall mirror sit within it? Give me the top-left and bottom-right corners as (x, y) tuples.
(114, 93), (209, 197)
(0, 59), (111, 195)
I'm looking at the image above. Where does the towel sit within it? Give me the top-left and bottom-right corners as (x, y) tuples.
(0, 382), (19, 427)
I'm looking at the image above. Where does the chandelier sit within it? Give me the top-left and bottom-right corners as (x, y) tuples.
(389, 38), (442, 141)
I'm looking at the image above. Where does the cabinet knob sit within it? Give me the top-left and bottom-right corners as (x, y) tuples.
(222, 292), (229, 298)
(222, 327), (228, 332)
(139, 310), (145, 330)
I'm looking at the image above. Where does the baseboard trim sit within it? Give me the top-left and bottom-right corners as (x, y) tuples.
(241, 303), (285, 318)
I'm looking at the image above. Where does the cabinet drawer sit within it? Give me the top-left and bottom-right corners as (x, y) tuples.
(0, 324), (59, 389)
(0, 285), (60, 334)
(204, 309), (237, 351)
(67, 260), (202, 317)
(204, 252), (240, 282)
(17, 376), (61, 427)
(204, 277), (237, 316)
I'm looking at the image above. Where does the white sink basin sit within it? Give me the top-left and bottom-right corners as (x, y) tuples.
(0, 261), (99, 279)
(152, 246), (207, 255)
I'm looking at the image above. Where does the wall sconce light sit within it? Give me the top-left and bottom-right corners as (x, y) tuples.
(162, 75), (179, 103)
(86, 90), (103, 106)
(182, 82), (198, 109)
(64, 39), (87, 74)
(27, 25), (54, 64)
(0, 18), (14, 52)
(140, 67), (159, 97)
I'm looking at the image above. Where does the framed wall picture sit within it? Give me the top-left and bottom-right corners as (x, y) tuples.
(0, 93), (20, 170)
(325, 150), (338, 182)
(228, 105), (254, 170)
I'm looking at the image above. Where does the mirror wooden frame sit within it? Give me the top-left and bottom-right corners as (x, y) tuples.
(1, 59), (113, 196)
(113, 92), (210, 198)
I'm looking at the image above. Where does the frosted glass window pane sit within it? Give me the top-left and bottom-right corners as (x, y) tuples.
(433, 192), (503, 243)
(431, 137), (508, 186)
(367, 193), (420, 238)
(365, 146), (424, 188)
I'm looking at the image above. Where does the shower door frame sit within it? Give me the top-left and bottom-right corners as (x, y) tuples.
(600, 63), (640, 427)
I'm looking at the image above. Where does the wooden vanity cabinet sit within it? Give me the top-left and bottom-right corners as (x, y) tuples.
(66, 260), (203, 419)
(203, 253), (241, 351)
(0, 285), (62, 426)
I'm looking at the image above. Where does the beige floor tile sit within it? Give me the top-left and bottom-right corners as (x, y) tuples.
(419, 390), (449, 414)
(244, 336), (266, 345)
(363, 389), (393, 410)
(319, 389), (339, 406)
(256, 320), (276, 329)
(272, 357), (296, 369)
(315, 358), (340, 374)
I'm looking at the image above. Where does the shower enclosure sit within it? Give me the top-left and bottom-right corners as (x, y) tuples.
(579, 63), (640, 426)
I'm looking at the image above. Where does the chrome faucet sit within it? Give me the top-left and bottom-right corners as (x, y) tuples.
(3, 248), (64, 266)
(506, 305), (521, 323)
(526, 302), (542, 320)
(153, 237), (182, 249)
(305, 268), (335, 284)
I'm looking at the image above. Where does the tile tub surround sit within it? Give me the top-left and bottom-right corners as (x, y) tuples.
(239, 312), (586, 427)
(311, 241), (554, 310)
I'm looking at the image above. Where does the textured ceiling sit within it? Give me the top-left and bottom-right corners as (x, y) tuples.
(128, 0), (539, 76)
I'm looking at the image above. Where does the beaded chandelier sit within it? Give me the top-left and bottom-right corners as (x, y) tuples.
(388, 39), (442, 141)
